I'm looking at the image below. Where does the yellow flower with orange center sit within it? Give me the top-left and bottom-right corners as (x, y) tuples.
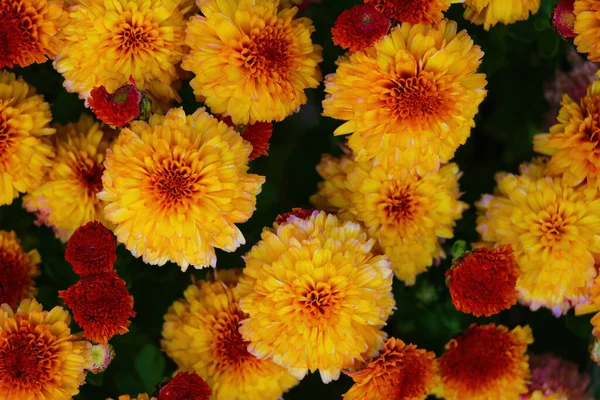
(463, 0), (540, 30)
(162, 276), (298, 400)
(98, 107), (264, 270)
(575, 0), (600, 63)
(237, 211), (395, 383)
(182, 0), (323, 124)
(0, 71), (55, 206)
(535, 81), (600, 187)
(434, 324), (533, 400)
(477, 159), (600, 315)
(54, 0), (186, 106)
(23, 115), (113, 241)
(311, 154), (467, 284)
(0, 0), (67, 68)
(322, 19), (486, 168)
(0, 299), (92, 400)
(0, 230), (40, 309)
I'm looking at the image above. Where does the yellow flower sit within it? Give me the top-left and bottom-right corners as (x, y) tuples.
(311, 154), (467, 284)
(0, 299), (92, 400)
(575, 0), (600, 63)
(23, 115), (112, 241)
(322, 20), (486, 168)
(162, 278), (298, 400)
(237, 211), (395, 383)
(464, 0), (540, 30)
(0, 230), (40, 309)
(476, 159), (600, 315)
(182, 0), (323, 124)
(54, 0), (186, 106)
(535, 81), (600, 187)
(0, 71), (55, 205)
(98, 107), (264, 270)
(434, 324), (533, 400)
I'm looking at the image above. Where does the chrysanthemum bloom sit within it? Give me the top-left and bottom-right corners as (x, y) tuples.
(59, 271), (135, 344)
(311, 155), (467, 284)
(182, 0), (323, 124)
(23, 115), (112, 241)
(552, 0), (577, 39)
(0, 0), (67, 68)
(237, 211), (395, 383)
(331, 4), (391, 52)
(98, 108), (265, 270)
(0, 231), (40, 308)
(53, 0), (186, 106)
(322, 20), (486, 167)
(535, 81), (600, 188)
(88, 79), (151, 128)
(220, 116), (273, 161)
(0, 299), (92, 400)
(0, 71), (55, 205)
(162, 280), (298, 400)
(522, 354), (593, 399)
(158, 372), (211, 400)
(575, 274), (600, 337)
(343, 338), (436, 400)
(65, 221), (117, 276)
(274, 207), (315, 225)
(434, 324), (533, 400)
(477, 160), (600, 314)
(365, 0), (459, 24)
(87, 343), (115, 374)
(574, 0), (600, 63)
(463, 0), (540, 30)
(446, 245), (519, 317)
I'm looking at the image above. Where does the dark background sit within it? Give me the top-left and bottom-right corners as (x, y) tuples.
(4, 0), (599, 398)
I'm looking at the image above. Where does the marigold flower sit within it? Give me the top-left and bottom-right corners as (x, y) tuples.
(23, 115), (112, 241)
(274, 208), (315, 225)
(552, 0), (577, 39)
(220, 116), (273, 160)
(322, 20), (486, 168)
(59, 271), (135, 344)
(343, 337), (436, 400)
(574, 0), (600, 63)
(463, 0), (540, 30)
(365, 0), (458, 24)
(88, 79), (151, 128)
(237, 211), (395, 383)
(435, 324), (533, 400)
(535, 81), (600, 188)
(65, 221), (117, 276)
(0, 231), (40, 308)
(446, 245), (519, 317)
(0, 71), (55, 205)
(477, 160), (600, 314)
(162, 279), (298, 400)
(0, 0), (67, 68)
(0, 299), (92, 400)
(331, 4), (390, 52)
(53, 0), (186, 105)
(98, 108), (265, 270)
(182, 0), (323, 124)
(312, 155), (467, 284)
(158, 372), (211, 400)
(522, 354), (593, 399)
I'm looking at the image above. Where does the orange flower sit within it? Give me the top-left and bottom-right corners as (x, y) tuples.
(65, 221), (116, 277)
(364, 0), (455, 24)
(274, 208), (316, 225)
(220, 116), (273, 160)
(332, 4), (391, 52)
(446, 245), (519, 317)
(344, 338), (436, 400)
(0, 231), (40, 308)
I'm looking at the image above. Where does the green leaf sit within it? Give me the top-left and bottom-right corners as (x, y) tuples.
(134, 343), (166, 394)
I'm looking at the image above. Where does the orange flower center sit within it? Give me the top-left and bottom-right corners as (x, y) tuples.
(0, 249), (32, 308)
(113, 15), (156, 56)
(212, 309), (253, 369)
(242, 24), (294, 80)
(0, 1), (41, 68)
(0, 103), (18, 168)
(535, 206), (574, 248)
(381, 182), (422, 226)
(0, 325), (57, 391)
(296, 281), (341, 319)
(151, 159), (199, 207)
(74, 159), (104, 197)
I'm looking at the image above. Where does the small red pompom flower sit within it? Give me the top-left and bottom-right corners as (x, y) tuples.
(446, 245), (519, 317)
(220, 116), (273, 160)
(274, 208), (316, 225)
(65, 221), (117, 276)
(551, 0), (576, 39)
(59, 271), (135, 344)
(332, 4), (391, 52)
(158, 372), (211, 400)
(88, 78), (151, 127)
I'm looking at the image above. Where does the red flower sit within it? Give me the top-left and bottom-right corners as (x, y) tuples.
(274, 208), (315, 225)
(446, 245), (519, 317)
(88, 78), (150, 127)
(59, 271), (135, 344)
(158, 372), (211, 400)
(220, 116), (273, 160)
(65, 221), (116, 276)
(332, 4), (391, 52)
(551, 0), (576, 39)
(364, 0), (450, 25)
